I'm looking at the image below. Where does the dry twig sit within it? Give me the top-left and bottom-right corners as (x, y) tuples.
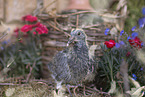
(26, 61), (36, 82)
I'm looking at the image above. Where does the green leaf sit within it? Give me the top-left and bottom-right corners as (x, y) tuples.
(100, 62), (110, 82)
(35, 57), (41, 61)
(113, 56), (119, 65)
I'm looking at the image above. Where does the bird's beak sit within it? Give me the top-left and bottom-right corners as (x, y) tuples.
(67, 36), (75, 46)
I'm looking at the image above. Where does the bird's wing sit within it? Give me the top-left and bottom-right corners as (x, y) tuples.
(88, 45), (98, 70)
(88, 45), (98, 59)
(47, 49), (71, 83)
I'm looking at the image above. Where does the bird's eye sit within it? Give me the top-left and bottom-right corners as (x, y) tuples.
(77, 32), (81, 35)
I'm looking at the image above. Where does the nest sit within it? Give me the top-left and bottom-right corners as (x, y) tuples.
(38, 10), (125, 66)
(0, 77), (111, 97)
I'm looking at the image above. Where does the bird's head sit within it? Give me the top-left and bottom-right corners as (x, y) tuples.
(67, 29), (87, 46)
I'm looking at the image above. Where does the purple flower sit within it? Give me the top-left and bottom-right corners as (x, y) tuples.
(115, 43), (120, 48)
(141, 42), (144, 47)
(115, 41), (125, 48)
(138, 17), (145, 28)
(141, 68), (143, 71)
(142, 7), (145, 15)
(132, 74), (137, 80)
(119, 41), (125, 45)
(104, 28), (110, 35)
(2, 41), (8, 45)
(131, 32), (138, 39)
(131, 26), (136, 31)
(1, 47), (4, 50)
(120, 30), (124, 36)
(127, 36), (131, 41)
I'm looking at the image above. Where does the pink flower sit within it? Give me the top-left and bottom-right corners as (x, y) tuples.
(21, 22), (48, 34)
(22, 15), (37, 22)
(14, 28), (19, 32)
(32, 22), (41, 28)
(35, 27), (43, 34)
(104, 40), (116, 48)
(14, 28), (19, 37)
(33, 32), (37, 35)
(21, 25), (32, 32)
(35, 23), (48, 34)
(19, 40), (23, 43)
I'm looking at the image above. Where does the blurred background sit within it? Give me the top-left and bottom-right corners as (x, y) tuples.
(0, 0), (144, 40)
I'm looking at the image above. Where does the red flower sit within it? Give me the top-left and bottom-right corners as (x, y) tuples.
(126, 52), (131, 57)
(33, 32), (37, 35)
(19, 40), (23, 43)
(104, 40), (116, 48)
(35, 27), (43, 34)
(21, 25), (32, 32)
(14, 28), (19, 37)
(14, 28), (19, 32)
(20, 22), (48, 35)
(31, 22), (41, 28)
(22, 15), (37, 22)
(128, 37), (142, 48)
(35, 23), (48, 34)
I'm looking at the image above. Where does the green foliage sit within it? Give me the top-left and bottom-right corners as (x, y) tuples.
(127, 77), (145, 97)
(98, 38), (144, 92)
(124, 0), (145, 32)
(99, 44), (132, 81)
(0, 34), (42, 78)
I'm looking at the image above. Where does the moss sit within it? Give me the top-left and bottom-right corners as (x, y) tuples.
(124, 0), (145, 32)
